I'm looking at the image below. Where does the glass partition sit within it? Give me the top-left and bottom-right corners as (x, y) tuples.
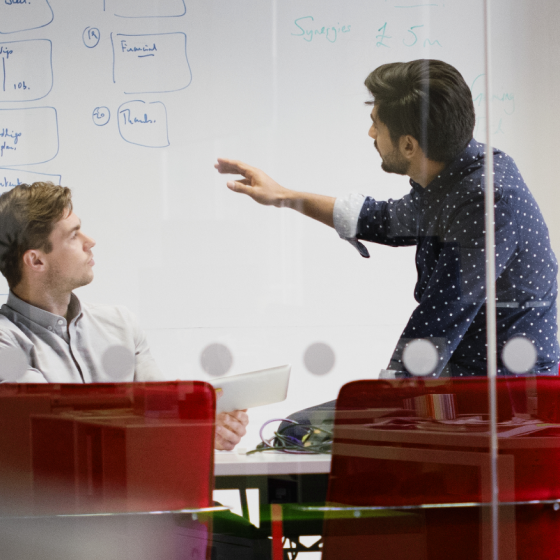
(0, 0), (558, 558)
(489, 1), (560, 560)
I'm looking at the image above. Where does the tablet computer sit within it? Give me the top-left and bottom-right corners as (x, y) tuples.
(211, 364), (291, 414)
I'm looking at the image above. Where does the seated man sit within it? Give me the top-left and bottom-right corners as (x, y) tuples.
(0, 182), (247, 450)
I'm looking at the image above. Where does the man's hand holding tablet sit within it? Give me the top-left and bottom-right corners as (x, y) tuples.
(211, 365), (291, 450)
(215, 394), (249, 451)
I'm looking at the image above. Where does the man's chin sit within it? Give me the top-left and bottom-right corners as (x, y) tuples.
(381, 161), (409, 176)
(74, 273), (94, 290)
(381, 164), (406, 176)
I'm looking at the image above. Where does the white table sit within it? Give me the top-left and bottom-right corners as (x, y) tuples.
(213, 451), (331, 529)
(214, 450), (331, 476)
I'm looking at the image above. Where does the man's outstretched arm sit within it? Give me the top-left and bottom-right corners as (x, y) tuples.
(215, 158), (335, 228)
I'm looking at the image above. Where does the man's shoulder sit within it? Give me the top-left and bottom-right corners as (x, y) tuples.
(493, 148), (523, 180)
(0, 306), (32, 344)
(0, 304), (23, 329)
(449, 141), (518, 187)
(446, 144), (520, 203)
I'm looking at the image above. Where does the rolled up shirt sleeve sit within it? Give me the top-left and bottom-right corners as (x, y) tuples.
(333, 194), (371, 258)
(333, 193), (365, 239)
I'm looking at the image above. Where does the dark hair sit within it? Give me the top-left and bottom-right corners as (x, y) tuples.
(0, 182), (73, 288)
(364, 59), (475, 163)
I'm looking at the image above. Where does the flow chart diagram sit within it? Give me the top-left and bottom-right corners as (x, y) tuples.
(118, 100), (169, 148)
(0, 107), (59, 166)
(0, 169), (61, 191)
(0, 0), (191, 175)
(111, 32), (192, 94)
(0, 0), (54, 35)
(106, 0), (186, 19)
(0, 40), (53, 102)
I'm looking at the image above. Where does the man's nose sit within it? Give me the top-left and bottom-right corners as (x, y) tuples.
(368, 125), (376, 139)
(85, 235), (96, 249)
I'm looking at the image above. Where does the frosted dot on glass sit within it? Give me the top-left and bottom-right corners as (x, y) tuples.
(102, 345), (134, 380)
(502, 337), (537, 374)
(303, 342), (335, 375)
(402, 339), (439, 377)
(0, 348), (27, 381)
(200, 343), (233, 377)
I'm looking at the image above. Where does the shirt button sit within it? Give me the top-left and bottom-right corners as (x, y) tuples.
(423, 200), (429, 206)
(48, 326), (53, 331)
(57, 319), (64, 325)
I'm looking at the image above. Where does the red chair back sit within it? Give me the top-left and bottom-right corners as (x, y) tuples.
(322, 377), (560, 560)
(0, 381), (216, 516)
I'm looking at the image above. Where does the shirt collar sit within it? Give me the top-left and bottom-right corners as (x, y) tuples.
(409, 139), (486, 200)
(6, 291), (83, 331)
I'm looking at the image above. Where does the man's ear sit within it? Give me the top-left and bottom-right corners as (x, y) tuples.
(22, 249), (47, 273)
(399, 134), (421, 161)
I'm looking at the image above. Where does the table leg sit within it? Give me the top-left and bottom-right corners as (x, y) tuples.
(239, 486), (250, 522)
(271, 503), (284, 560)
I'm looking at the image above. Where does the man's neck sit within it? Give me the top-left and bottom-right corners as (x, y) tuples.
(12, 284), (72, 319)
(408, 158), (447, 188)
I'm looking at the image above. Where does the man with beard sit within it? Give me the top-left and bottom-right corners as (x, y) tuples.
(216, 59), (559, 378)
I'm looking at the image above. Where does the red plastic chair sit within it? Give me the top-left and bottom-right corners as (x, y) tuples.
(320, 377), (560, 560)
(0, 381), (219, 560)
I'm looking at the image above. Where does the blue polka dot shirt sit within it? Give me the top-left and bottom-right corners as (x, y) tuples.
(354, 140), (559, 377)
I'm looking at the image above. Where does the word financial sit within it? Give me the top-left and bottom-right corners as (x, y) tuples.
(120, 41), (157, 58)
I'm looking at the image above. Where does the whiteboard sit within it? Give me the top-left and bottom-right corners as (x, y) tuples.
(1, 0), (557, 445)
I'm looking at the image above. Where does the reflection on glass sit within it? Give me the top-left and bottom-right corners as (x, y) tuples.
(0, 382), (215, 560)
(314, 378), (560, 560)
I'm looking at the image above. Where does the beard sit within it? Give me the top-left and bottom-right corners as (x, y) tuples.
(377, 142), (410, 176)
(45, 263), (94, 295)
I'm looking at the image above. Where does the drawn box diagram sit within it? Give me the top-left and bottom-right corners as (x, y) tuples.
(0, 40), (53, 103)
(118, 100), (169, 148)
(0, 169), (61, 191)
(0, 0), (53, 35)
(0, 107), (59, 166)
(112, 32), (191, 94)
(108, 0), (186, 18)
